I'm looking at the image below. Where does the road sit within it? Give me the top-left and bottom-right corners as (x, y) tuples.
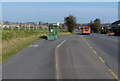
(83, 33), (119, 76)
(3, 35), (70, 79)
(56, 35), (117, 79)
(2, 34), (118, 80)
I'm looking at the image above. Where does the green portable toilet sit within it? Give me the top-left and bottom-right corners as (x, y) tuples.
(47, 25), (58, 40)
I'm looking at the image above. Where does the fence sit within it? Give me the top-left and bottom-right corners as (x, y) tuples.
(2, 26), (68, 32)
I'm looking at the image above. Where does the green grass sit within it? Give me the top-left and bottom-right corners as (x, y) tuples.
(2, 29), (72, 62)
(2, 30), (47, 40)
(2, 30), (47, 62)
(58, 32), (72, 36)
(2, 36), (40, 62)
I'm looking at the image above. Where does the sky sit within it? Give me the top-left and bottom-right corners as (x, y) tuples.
(1, 0), (119, 2)
(2, 2), (118, 24)
(118, 1), (120, 20)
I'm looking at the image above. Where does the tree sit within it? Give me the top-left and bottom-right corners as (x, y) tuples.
(59, 24), (63, 29)
(94, 19), (102, 33)
(49, 24), (54, 27)
(87, 21), (94, 31)
(64, 15), (77, 32)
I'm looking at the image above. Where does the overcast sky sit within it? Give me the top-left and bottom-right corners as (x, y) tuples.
(2, 2), (118, 23)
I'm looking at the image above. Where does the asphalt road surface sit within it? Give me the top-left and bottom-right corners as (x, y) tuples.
(83, 33), (118, 76)
(3, 35), (70, 79)
(3, 34), (118, 79)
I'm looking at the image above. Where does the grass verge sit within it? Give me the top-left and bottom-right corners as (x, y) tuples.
(58, 32), (73, 36)
(2, 30), (72, 62)
(2, 30), (47, 62)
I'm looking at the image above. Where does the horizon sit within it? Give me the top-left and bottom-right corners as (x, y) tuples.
(2, 2), (118, 24)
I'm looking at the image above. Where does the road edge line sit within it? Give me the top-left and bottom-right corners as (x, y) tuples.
(55, 39), (67, 80)
(82, 36), (119, 80)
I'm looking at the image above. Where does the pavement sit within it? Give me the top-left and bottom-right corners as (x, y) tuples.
(2, 33), (118, 79)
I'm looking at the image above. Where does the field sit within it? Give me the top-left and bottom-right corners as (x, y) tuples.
(2, 28), (71, 62)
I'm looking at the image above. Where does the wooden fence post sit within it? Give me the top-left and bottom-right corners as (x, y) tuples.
(25, 24), (27, 31)
(36, 25), (37, 30)
(1, 21), (3, 30)
(18, 23), (20, 30)
(33, 25), (34, 30)
(29, 24), (30, 30)
(11, 23), (13, 30)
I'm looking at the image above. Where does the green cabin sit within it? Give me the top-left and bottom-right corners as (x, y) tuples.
(47, 25), (58, 40)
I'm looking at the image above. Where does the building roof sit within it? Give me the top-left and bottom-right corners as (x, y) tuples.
(112, 20), (120, 25)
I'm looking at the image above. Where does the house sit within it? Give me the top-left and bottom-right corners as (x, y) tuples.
(40, 25), (48, 28)
(111, 20), (120, 28)
(111, 20), (120, 36)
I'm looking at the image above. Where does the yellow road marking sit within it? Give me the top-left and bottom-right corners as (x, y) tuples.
(98, 56), (105, 63)
(108, 69), (120, 81)
(93, 50), (97, 54)
(117, 78), (120, 81)
(81, 35), (120, 81)
(88, 43), (90, 46)
(90, 46), (93, 48)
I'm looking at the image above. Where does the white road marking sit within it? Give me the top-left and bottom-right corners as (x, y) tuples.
(29, 45), (38, 47)
(55, 39), (67, 79)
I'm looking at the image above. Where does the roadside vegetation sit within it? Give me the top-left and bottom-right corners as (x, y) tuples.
(112, 27), (120, 36)
(88, 19), (102, 33)
(58, 31), (72, 36)
(0, 30), (2, 62)
(2, 29), (47, 62)
(87, 19), (120, 36)
(2, 28), (71, 62)
(64, 15), (77, 33)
